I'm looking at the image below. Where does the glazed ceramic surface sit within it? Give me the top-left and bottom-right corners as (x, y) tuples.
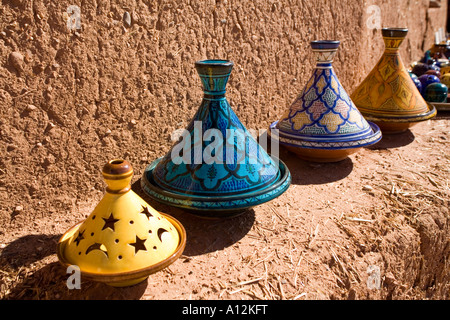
(418, 74), (440, 95)
(351, 28), (436, 133)
(412, 78), (422, 93)
(408, 72), (418, 81)
(268, 40), (381, 162)
(425, 69), (441, 78)
(424, 82), (448, 102)
(141, 60), (290, 217)
(411, 62), (430, 77)
(57, 160), (186, 287)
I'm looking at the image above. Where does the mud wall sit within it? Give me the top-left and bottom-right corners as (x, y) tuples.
(0, 1), (447, 234)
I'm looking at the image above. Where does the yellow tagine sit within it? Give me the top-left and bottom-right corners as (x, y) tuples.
(351, 28), (436, 133)
(57, 159), (186, 287)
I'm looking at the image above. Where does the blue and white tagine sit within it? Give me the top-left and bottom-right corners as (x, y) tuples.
(269, 41), (382, 162)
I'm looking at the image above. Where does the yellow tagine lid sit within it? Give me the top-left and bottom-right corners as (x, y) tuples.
(351, 28), (436, 133)
(57, 159), (186, 287)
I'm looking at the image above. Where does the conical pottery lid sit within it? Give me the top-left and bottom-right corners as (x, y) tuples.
(57, 159), (186, 286)
(270, 41), (381, 150)
(351, 28), (436, 122)
(141, 60), (291, 217)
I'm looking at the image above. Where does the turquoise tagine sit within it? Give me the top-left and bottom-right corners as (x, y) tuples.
(141, 60), (291, 218)
(269, 41), (382, 162)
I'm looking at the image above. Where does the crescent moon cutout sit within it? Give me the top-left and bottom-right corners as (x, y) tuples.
(157, 228), (169, 242)
(85, 242), (109, 257)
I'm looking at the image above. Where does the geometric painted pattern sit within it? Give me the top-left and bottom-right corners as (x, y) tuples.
(142, 60), (291, 215)
(149, 60), (284, 198)
(278, 67), (370, 137)
(274, 41), (381, 150)
(351, 34), (432, 118)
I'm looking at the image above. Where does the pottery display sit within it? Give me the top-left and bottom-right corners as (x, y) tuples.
(425, 69), (441, 78)
(424, 82), (448, 102)
(409, 73), (422, 93)
(268, 40), (382, 163)
(141, 60), (291, 218)
(409, 72), (418, 81)
(411, 62), (431, 77)
(418, 74), (440, 95)
(412, 78), (422, 93)
(351, 28), (436, 134)
(57, 159), (186, 287)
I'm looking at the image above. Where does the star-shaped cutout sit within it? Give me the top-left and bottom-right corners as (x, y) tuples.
(74, 230), (85, 246)
(140, 205), (153, 219)
(102, 213), (119, 231)
(129, 236), (147, 254)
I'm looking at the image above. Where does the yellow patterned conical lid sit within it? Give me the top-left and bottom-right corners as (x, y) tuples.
(351, 28), (436, 130)
(57, 159), (186, 287)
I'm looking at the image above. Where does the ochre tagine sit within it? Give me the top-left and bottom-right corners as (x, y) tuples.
(141, 60), (291, 218)
(57, 159), (186, 287)
(351, 28), (436, 134)
(268, 40), (382, 163)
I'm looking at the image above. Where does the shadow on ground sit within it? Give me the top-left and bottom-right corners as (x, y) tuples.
(0, 233), (146, 299)
(0, 234), (60, 268)
(132, 178), (255, 257)
(3, 261), (148, 300)
(2, 179), (255, 300)
(279, 147), (354, 185)
(367, 129), (415, 149)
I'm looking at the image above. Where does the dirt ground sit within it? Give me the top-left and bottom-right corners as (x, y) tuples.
(0, 1), (449, 300)
(1, 117), (449, 300)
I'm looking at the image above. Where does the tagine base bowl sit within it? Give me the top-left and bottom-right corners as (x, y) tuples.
(361, 104), (437, 134)
(141, 157), (291, 219)
(269, 121), (382, 163)
(56, 213), (186, 287)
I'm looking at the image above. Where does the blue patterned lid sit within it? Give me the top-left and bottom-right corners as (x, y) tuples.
(147, 60), (287, 201)
(274, 42), (380, 149)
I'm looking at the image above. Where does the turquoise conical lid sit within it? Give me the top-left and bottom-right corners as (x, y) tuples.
(141, 60), (291, 217)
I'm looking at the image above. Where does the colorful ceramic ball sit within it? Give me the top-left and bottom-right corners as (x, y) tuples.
(424, 82), (448, 102)
(418, 74), (440, 95)
(425, 69), (441, 78)
(440, 73), (450, 88)
(412, 78), (422, 93)
(428, 63), (440, 72)
(411, 62), (430, 77)
(409, 72), (419, 81)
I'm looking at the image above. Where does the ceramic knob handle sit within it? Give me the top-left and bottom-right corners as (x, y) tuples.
(102, 159), (133, 194)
